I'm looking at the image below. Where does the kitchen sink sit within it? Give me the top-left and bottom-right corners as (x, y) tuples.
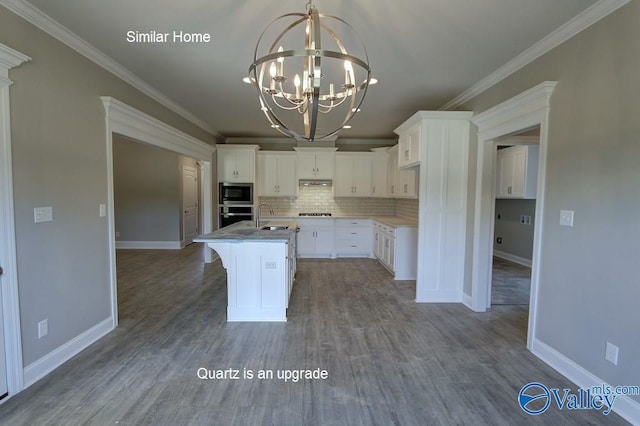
(260, 225), (289, 231)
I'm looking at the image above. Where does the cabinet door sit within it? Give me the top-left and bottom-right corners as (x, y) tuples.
(510, 149), (526, 197)
(234, 149), (255, 182)
(398, 123), (421, 168)
(315, 226), (335, 254)
(218, 150), (238, 182)
(371, 153), (388, 197)
(296, 227), (316, 255)
(276, 155), (297, 196)
(387, 146), (399, 196)
(258, 154), (278, 196)
(334, 156), (354, 196)
(352, 156), (372, 196)
(399, 167), (418, 199)
(314, 152), (335, 179)
(296, 153), (317, 179)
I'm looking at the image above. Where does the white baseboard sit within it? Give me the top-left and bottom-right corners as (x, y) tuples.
(462, 292), (473, 310)
(116, 241), (182, 250)
(23, 317), (114, 388)
(493, 250), (532, 267)
(531, 338), (640, 424)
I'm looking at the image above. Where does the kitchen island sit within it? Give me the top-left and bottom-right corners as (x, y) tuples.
(194, 220), (297, 322)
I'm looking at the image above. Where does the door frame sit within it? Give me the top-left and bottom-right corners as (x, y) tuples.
(0, 44), (30, 398)
(469, 81), (556, 350)
(101, 97), (215, 327)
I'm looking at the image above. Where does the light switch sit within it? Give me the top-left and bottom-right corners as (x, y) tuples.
(559, 210), (574, 227)
(99, 203), (106, 217)
(34, 207), (53, 223)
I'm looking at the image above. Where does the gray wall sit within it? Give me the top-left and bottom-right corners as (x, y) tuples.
(113, 136), (196, 243)
(493, 199), (535, 261)
(462, 2), (639, 400)
(1, 6), (214, 366)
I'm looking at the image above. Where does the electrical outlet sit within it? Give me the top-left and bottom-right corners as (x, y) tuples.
(99, 203), (106, 217)
(525, 215), (532, 225)
(115, 231), (120, 238)
(605, 342), (619, 365)
(38, 319), (48, 339)
(520, 215), (526, 224)
(265, 261), (277, 270)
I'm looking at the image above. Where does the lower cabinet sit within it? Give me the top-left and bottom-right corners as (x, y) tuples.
(335, 219), (373, 257)
(373, 221), (418, 280)
(296, 219), (335, 258)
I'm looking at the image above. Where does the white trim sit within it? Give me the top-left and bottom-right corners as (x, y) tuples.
(470, 82), (556, 355)
(416, 291), (463, 304)
(441, 0), (631, 111)
(0, 43), (29, 401)
(102, 98), (215, 331)
(0, 0), (218, 136)
(462, 292), (473, 310)
(115, 241), (183, 250)
(531, 339), (640, 425)
(23, 318), (113, 389)
(493, 250), (532, 268)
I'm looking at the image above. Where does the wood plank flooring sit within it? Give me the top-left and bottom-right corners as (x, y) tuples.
(0, 244), (628, 425)
(491, 257), (531, 305)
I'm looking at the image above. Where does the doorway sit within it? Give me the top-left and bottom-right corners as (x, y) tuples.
(101, 97), (215, 326)
(490, 129), (539, 306)
(470, 82), (556, 349)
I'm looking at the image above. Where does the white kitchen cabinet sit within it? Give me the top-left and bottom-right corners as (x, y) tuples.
(335, 218), (373, 257)
(334, 153), (372, 197)
(257, 152), (297, 197)
(496, 145), (539, 199)
(217, 145), (259, 182)
(387, 145), (418, 199)
(294, 147), (337, 179)
(373, 221), (418, 280)
(370, 148), (389, 197)
(397, 122), (421, 169)
(296, 218), (335, 258)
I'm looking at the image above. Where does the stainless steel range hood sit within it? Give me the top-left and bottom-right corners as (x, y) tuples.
(298, 179), (333, 187)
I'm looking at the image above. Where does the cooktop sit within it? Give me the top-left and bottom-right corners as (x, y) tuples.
(298, 212), (332, 217)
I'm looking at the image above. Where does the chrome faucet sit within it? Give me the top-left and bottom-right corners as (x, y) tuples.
(256, 202), (274, 228)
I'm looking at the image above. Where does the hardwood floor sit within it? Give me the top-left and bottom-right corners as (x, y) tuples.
(491, 257), (531, 305)
(0, 244), (627, 425)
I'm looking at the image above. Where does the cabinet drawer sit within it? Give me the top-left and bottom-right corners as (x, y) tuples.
(335, 218), (372, 227)
(335, 240), (370, 254)
(335, 227), (370, 240)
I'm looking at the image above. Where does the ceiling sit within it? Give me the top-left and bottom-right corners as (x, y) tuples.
(21, 0), (600, 140)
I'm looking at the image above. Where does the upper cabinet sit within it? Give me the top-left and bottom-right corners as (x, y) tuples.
(370, 147), (389, 198)
(334, 153), (372, 197)
(496, 145), (539, 199)
(387, 145), (418, 199)
(257, 152), (297, 197)
(294, 147), (337, 179)
(217, 145), (260, 182)
(397, 122), (421, 169)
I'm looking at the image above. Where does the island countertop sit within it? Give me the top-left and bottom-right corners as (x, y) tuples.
(194, 220), (298, 243)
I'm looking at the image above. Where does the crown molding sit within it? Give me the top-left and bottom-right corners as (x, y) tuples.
(0, 0), (220, 137)
(441, 0), (631, 111)
(0, 43), (31, 72)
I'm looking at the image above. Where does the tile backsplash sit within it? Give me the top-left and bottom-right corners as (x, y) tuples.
(259, 186), (419, 220)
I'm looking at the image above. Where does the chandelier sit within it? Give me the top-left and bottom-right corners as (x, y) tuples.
(246, 1), (375, 142)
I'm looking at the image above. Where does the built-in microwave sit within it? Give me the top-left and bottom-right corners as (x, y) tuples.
(219, 183), (253, 205)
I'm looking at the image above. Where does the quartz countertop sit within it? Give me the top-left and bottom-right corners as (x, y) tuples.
(194, 220), (298, 243)
(268, 214), (417, 228)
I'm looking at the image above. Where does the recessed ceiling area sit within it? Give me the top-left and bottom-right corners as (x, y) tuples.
(22, 0), (600, 139)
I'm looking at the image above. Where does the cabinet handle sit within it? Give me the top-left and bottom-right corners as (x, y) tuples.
(404, 183), (408, 193)
(372, 186), (376, 194)
(508, 186), (512, 195)
(391, 185), (394, 194)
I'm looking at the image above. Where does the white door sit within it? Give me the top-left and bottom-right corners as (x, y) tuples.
(182, 166), (199, 245)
